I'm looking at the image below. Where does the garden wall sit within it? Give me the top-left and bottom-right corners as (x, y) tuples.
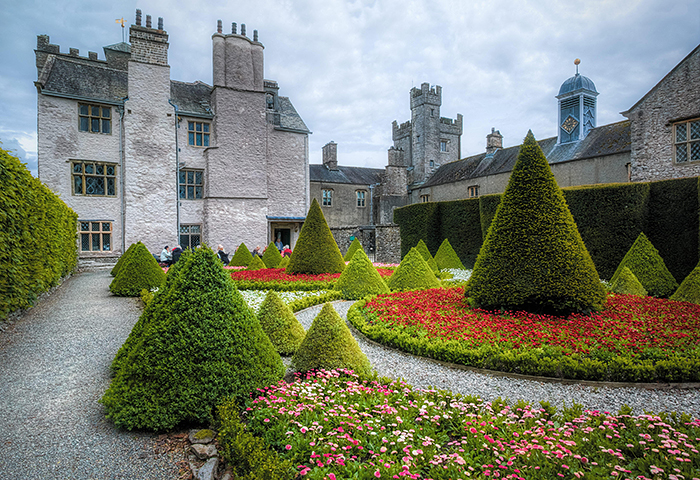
(0, 148), (78, 320)
(394, 176), (700, 280)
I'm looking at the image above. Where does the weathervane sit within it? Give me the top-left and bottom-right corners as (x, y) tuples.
(116, 17), (126, 43)
(574, 58), (581, 75)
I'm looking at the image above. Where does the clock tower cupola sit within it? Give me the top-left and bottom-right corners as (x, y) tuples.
(557, 59), (598, 144)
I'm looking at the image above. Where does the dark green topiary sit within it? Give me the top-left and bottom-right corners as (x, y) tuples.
(287, 198), (345, 274)
(278, 256), (290, 269)
(262, 242), (283, 268)
(111, 243), (136, 276)
(292, 303), (371, 377)
(343, 238), (363, 262)
(611, 267), (647, 297)
(257, 290), (306, 355)
(109, 242), (166, 297)
(335, 249), (390, 300)
(101, 247), (284, 431)
(466, 131), (606, 315)
(434, 238), (465, 270)
(228, 242), (253, 267)
(247, 255), (266, 271)
(671, 261), (700, 304)
(610, 232), (679, 298)
(386, 247), (441, 292)
(415, 239), (439, 272)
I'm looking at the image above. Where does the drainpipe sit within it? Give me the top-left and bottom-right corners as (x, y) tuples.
(118, 96), (128, 254)
(369, 182), (381, 226)
(168, 100), (180, 245)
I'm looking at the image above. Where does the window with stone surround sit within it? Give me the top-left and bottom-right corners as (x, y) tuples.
(79, 104), (111, 134)
(440, 140), (447, 152)
(467, 185), (480, 198)
(179, 224), (201, 250)
(356, 190), (366, 207)
(179, 169), (203, 200)
(674, 118), (700, 164)
(72, 161), (117, 196)
(79, 221), (112, 252)
(322, 189), (333, 207)
(420, 194), (430, 203)
(187, 121), (210, 147)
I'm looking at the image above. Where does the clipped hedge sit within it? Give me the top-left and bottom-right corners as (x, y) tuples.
(414, 239), (438, 272)
(386, 247), (441, 292)
(343, 238), (363, 262)
(439, 198), (482, 268)
(393, 201), (441, 259)
(109, 242), (166, 297)
(247, 256), (266, 271)
(1, 148), (78, 320)
(287, 198), (345, 274)
(671, 262), (700, 304)
(262, 242), (283, 268)
(610, 232), (678, 298)
(434, 238), (465, 270)
(287, 290), (344, 312)
(111, 242), (136, 277)
(335, 249), (390, 300)
(229, 242), (253, 267)
(610, 266), (647, 297)
(257, 290), (306, 356)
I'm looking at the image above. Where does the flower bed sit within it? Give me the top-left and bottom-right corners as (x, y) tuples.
(240, 290), (344, 313)
(219, 369), (700, 480)
(348, 287), (700, 383)
(230, 267), (394, 291)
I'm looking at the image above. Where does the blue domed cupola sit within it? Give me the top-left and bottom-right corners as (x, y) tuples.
(557, 59), (599, 144)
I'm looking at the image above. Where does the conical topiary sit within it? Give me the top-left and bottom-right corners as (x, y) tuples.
(670, 261), (700, 304)
(109, 242), (166, 297)
(292, 303), (371, 377)
(262, 241), (283, 268)
(335, 249), (390, 300)
(286, 198), (345, 274)
(278, 256), (290, 269)
(101, 247), (285, 431)
(386, 247), (441, 292)
(344, 238), (363, 262)
(111, 242), (136, 276)
(257, 290), (306, 356)
(228, 242), (253, 267)
(434, 238), (465, 270)
(466, 131), (606, 315)
(611, 266), (647, 297)
(609, 232), (679, 298)
(247, 255), (266, 271)
(415, 239), (439, 272)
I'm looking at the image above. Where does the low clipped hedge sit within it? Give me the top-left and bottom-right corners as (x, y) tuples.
(262, 242), (283, 268)
(1, 148), (78, 320)
(287, 291), (344, 312)
(232, 279), (336, 291)
(334, 249), (390, 300)
(229, 242), (253, 267)
(109, 242), (166, 297)
(111, 243), (136, 277)
(257, 291), (306, 356)
(386, 247), (441, 292)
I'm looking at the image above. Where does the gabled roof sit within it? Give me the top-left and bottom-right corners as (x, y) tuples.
(310, 164), (383, 185)
(38, 56), (128, 103)
(421, 121), (630, 188)
(170, 80), (212, 117)
(276, 96), (310, 133)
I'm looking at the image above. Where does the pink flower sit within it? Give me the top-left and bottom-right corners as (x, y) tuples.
(328, 475), (336, 480)
(285, 444), (292, 450)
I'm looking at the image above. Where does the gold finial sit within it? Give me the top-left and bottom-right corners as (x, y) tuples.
(116, 17), (126, 42)
(574, 58), (581, 74)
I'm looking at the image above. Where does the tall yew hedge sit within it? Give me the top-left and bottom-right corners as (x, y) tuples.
(1, 148), (77, 319)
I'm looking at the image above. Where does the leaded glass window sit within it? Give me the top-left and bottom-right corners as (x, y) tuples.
(78, 221), (112, 252)
(179, 224), (201, 250)
(78, 103), (111, 134)
(322, 189), (332, 206)
(675, 119), (700, 164)
(187, 121), (210, 147)
(179, 169), (203, 199)
(72, 161), (117, 197)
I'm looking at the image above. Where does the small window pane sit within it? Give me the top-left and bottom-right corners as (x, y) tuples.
(102, 119), (111, 134)
(180, 235), (188, 248)
(91, 222), (100, 231)
(180, 225), (190, 234)
(195, 186), (203, 199)
(191, 225), (201, 233)
(102, 107), (111, 118)
(196, 123), (202, 132)
(84, 164), (94, 174)
(106, 165), (115, 176)
(80, 117), (89, 131)
(203, 123), (209, 133)
(80, 105), (89, 115)
(187, 186), (194, 198)
(95, 164), (104, 175)
(85, 176), (104, 195)
(74, 176), (82, 194)
(196, 133), (202, 146)
(677, 145), (688, 163)
(91, 106), (100, 117)
(81, 233), (90, 251)
(203, 134), (209, 147)
(107, 178), (115, 196)
(81, 222), (90, 231)
(692, 142), (700, 162)
(102, 222), (111, 231)
(187, 171), (194, 184)
(73, 163), (82, 173)
(102, 233), (111, 251)
(195, 171), (202, 184)
(188, 132), (195, 145)
(179, 171), (186, 184)
(191, 235), (200, 247)
(188, 121), (194, 131)
(91, 118), (100, 132)
(677, 125), (687, 143)
(92, 234), (100, 251)
(179, 185), (186, 199)
(691, 121), (700, 140)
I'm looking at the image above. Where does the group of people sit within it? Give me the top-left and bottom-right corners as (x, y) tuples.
(159, 245), (183, 266)
(251, 240), (292, 259)
(160, 240), (292, 267)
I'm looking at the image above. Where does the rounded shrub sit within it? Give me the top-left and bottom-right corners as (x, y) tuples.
(257, 290), (306, 356)
(278, 256), (290, 269)
(109, 242), (166, 297)
(386, 247), (441, 292)
(101, 246), (284, 431)
(111, 242), (136, 277)
(611, 266), (647, 296)
(466, 131), (606, 315)
(415, 239), (439, 272)
(229, 242), (253, 267)
(670, 261), (700, 304)
(434, 238), (465, 270)
(286, 198), (345, 274)
(292, 302), (372, 377)
(335, 249), (390, 300)
(262, 242), (283, 268)
(610, 232), (678, 298)
(247, 255), (266, 271)
(343, 238), (363, 262)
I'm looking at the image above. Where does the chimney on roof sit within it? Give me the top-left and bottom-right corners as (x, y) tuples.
(486, 127), (503, 154)
(323, 142), (338, 171)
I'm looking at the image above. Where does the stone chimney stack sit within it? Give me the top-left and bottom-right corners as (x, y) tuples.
(212, 20), (264, 91)
(486, 128), (503, 154)
(129, 9), (168, 66)
(387, 146), (405, 167)
(322, 142), (338, 171)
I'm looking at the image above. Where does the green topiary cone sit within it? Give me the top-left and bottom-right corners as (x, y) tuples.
(611, 266), (647, 296)
(387, 247), (441, 292)
(228, 242), (253, 267)
(335, 249), (390, 300)
(610, 232), (679, 298)
(466, 131), (605, 315)
(343, 238), (363, 262)
(111, 242), (136, 276)
(278, 256), (290, 269)
(670, 261), (700, 304)
(247, 255), (266, 271)
(434, 238), (465, 270)
(415, 239), (439, 272)
(286, 198), (345, 274)
(292, 303), (371, 377)
(109, 242), (166, 297)
(257, 290), (306, 356)
(101, 246), (284, 431)
(262, 242), (283, 268)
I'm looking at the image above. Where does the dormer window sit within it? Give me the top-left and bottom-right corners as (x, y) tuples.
(266, 93), (275, 110)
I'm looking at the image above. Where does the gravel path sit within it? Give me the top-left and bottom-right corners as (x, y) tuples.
(0, 271), (181, 480)
(296, 301), (700, 419)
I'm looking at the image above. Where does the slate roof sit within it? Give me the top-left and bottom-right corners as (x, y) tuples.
(39, 56), (128, 103)
(277, 96), (310, 133)
(558, 73), (598, 96)
(309, 164), (383, 185)
(104, 42), (131, 53)
(421, 121), (631, 188)
(170, 80), (212, 117)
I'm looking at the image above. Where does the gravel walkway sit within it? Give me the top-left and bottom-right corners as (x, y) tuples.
(296, 301), (700, 419)
(0, 271), (181, 480)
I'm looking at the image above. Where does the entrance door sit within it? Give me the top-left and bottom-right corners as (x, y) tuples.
(274, 228), (291, 249)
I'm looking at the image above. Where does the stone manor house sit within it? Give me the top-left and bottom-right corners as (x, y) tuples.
(310, 45), (700, 259)
(35, 11), (310, 260)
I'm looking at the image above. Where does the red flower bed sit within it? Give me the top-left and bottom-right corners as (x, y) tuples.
(230, 267), (393, 283)
(362, 287), (700, 356)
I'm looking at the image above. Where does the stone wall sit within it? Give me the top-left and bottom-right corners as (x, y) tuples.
(375, 224), (401, 264)
(311, 182), (372, 228)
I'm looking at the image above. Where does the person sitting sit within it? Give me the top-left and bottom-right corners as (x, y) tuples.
(171, 245), (183, 264)
(160, 246), (172, 266)
(281, 245), (292, 257)
(217, 244), (230, 264)
(252, 245), (262, 258)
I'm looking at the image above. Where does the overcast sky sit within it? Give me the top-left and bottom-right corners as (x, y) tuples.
(1, 0), (698, 177)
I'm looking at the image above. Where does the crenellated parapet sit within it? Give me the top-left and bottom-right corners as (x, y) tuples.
(392, 120), (412, 141)
(410, 82), (442, 109)
(439, 113), (463, 135)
